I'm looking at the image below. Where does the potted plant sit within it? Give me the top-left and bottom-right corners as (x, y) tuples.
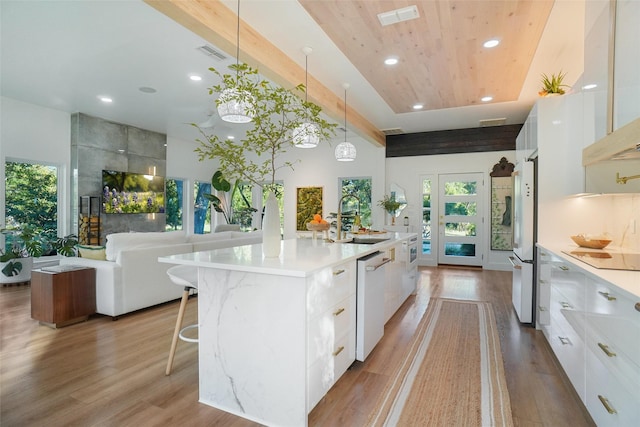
(1, 225), (78, 283)
(538, 71), (569, 96)
(378, 195), (402, 225)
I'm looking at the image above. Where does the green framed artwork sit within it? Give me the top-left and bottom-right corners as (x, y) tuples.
(296, 187), (323, 231)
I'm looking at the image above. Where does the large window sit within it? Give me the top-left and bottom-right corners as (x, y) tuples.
(4, 161), (58, 249)
(339, 177), (372, 228)
(230, 182), (255, 231)
(165, 178), (184, 231)
(194, 181), (211, 234)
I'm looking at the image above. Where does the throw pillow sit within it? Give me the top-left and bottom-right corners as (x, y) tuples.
(77, 244), (107, 260)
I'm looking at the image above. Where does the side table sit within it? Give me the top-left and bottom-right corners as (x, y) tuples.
(31, 265), (96, 328)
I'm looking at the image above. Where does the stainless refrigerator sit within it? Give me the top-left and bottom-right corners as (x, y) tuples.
(510, 159), (535, 324)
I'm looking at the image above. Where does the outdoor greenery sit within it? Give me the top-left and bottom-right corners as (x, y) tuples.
(4, 162), (57, 231)
(341, 178), (372, 227)
(165, 179), (183, 230)
(194, 63), (337, 189)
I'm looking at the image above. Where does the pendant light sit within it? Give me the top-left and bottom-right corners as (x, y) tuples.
(335, 83), (357, 161)
(293, 46), (320, 148)
(217, 0), (255, 123)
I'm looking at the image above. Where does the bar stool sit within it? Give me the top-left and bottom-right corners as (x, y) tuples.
(165, 265), (199, 376)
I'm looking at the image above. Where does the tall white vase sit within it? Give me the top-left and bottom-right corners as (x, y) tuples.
(262, 190), (281, 257)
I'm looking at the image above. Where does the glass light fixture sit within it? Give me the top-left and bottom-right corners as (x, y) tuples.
(217, 0), (255, 124)
(335, 83), (356, 162)
(294, 47), (320, 148)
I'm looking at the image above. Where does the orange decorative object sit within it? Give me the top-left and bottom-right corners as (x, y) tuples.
(570, 235), (612, 250)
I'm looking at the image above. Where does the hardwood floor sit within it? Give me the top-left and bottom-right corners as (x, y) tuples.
(0, 267), (594, 426)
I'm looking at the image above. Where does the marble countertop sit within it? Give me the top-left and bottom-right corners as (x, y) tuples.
(537, 242), (640, 300)
(159, 232), (416, 278)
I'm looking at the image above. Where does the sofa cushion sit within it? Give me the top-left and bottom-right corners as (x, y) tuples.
(77, 244), (107, 260)
(186, 231), (233, 243)
(105, 231), (186, 261)
(214, 224), (241, 232)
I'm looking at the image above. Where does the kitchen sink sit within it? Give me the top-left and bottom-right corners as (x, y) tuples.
(347, 237), (390, 245)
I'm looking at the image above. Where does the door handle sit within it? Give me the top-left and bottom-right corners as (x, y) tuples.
(366, 257), (392, 271)
(508, 256), (521, 269)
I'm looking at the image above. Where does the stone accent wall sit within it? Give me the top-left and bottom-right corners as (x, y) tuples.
(70, 113), (167, 242)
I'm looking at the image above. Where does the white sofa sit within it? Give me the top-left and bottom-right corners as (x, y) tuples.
(59, 230), (262, 318)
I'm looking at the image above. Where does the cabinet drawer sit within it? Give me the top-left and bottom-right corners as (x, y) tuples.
(307, 295), (355, 367)
(586, 347), (640, 427)
(307, 261), (355, 318)
(307, 327), (355, 411)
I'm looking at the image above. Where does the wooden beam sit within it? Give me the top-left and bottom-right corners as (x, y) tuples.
(144, 0), (385, 147)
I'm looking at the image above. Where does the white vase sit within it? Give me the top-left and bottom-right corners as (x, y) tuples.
(262, 190), (281, 257)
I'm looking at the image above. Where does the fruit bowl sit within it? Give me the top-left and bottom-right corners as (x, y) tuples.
(307, 222), (330, 232)
(570, 235), (612, 250)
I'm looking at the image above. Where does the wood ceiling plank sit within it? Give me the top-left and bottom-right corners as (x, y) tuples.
(299, 0), (554, 114)
(144, 0), (385, 147)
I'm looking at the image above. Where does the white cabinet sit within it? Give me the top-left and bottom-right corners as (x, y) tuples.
(537, 247), (640, 425)
(584, 277), (640, 426)
(515, 104), (537, 163)
(307, 260), (357, 410)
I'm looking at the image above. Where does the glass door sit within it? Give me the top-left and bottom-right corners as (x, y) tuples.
(438, 173), (484, 266)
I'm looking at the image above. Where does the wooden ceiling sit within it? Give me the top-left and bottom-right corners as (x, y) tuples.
(299, 0), (555, 113)
(147, 0), (555, 146)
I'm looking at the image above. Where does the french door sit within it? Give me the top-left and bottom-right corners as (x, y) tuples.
(437, 173), (484, 266)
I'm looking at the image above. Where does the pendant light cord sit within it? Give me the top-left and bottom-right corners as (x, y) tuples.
(305, 55), (308, 103)
(236, 0), (240, 78)
(344, 88), (347, 142)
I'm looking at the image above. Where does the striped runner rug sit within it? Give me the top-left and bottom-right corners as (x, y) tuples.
(367, 298), (513, 426)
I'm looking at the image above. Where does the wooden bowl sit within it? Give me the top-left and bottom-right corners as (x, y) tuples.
(570, 235), (612, 249)
(307, 222), (330, 232)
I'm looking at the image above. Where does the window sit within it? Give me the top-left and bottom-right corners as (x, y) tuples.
(339, 177), (372, 228)
(422, 178), (432, 254)
(230, 182), (254, 231)
(165, 178), (184, 231)
(194, 181), (211, 234)
(4, 161), (58, 250)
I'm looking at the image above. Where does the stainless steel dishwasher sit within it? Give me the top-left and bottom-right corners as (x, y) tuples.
(356, 251), (391, 361)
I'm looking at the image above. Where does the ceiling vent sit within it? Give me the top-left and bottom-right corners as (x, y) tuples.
(196, 45), (228, 61)
(382, 128), (404, 135)
(479, 118), (506, 127)
(377, 5), (420, 26)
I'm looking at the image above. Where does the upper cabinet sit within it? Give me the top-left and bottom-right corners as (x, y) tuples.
(613, 0), (640, 130)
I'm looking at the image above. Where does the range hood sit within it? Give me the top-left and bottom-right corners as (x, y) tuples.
(583, 117), (640, 165)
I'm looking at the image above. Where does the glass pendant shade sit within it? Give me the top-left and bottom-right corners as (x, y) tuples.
(292, 122), (320, 148)
(217, 88), (255, 124)
(335, 141), (356, 161)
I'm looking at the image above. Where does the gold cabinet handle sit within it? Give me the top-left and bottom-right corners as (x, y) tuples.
(598, 291), (617, 301)
(635, 302), (640, 312)
(560, 301), (573, 309)
(332, 269), (345, 276)
(332, 346), (345, 356)
(541, 252), (548, 256)
(598, 343), (617, 357)
(538, 306), (547, 312)
(598, 395), (617, 414)
(558, 336), (571, 345)
(559, 265), (569, 271)
(333, 307), (345, 316)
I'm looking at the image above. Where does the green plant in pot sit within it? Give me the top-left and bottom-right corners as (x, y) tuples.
(204, 170), (256, 226)
(1, 225), (78, 278)
(539, 71), (569, 96)
(378, 195), (402, 225)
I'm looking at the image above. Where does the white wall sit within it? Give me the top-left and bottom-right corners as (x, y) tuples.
(386, 150), (517, 270)
(1, 96), (72, 234)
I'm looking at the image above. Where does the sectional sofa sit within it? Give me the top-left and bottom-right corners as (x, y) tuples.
(59, 230), (262, 318)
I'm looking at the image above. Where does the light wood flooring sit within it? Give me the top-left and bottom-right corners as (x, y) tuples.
(1, 267), (594, 426)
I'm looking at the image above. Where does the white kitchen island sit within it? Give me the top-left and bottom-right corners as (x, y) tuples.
(159, 233), (416, 427)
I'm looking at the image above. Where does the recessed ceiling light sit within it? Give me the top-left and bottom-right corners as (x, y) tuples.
(483, 39), (500, 48)
(582, 83), (597, 90)
(189, 75), (202, 81)
(99, 96), (113, 103)
(384, 57), (399, 65)
(227, 135), (235, 140)
(412, 104), (423, 110)
(139, 86), (157, 94)
(481, 96), (493, 102)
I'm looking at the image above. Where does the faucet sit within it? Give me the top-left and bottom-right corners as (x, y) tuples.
(337, 194), (360, 240)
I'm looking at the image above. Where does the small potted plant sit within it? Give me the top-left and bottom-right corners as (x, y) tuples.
(538, 71), (569, 96)
(378, 195), (402, 225)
